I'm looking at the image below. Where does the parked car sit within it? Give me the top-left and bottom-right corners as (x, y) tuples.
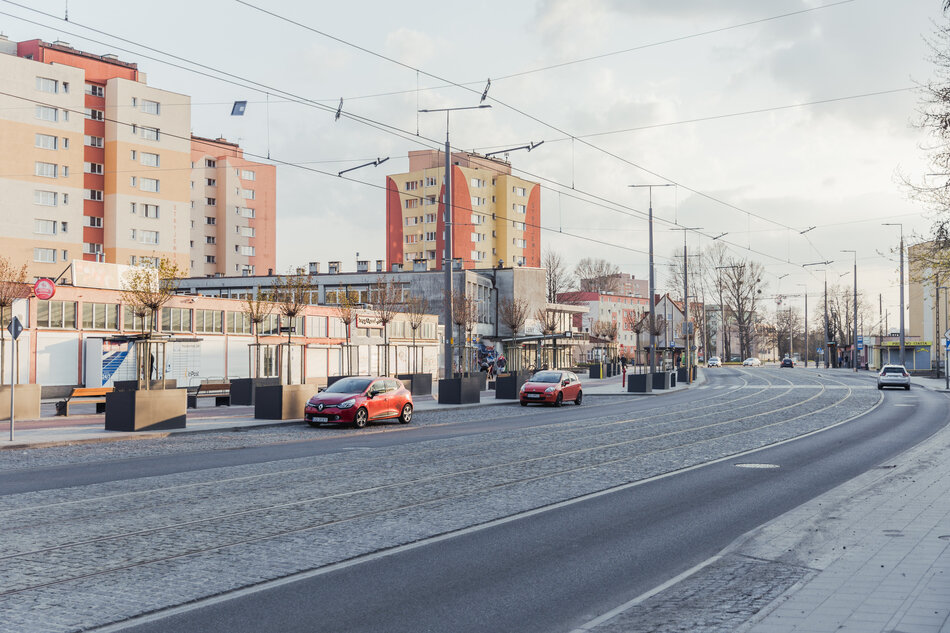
(520, 370), (583, 407)
(742, 357), (762, 367)
(780, 357), (794, 368)
(877, 365), (911, 390)
(707, 356), (722, 367)
(305, 377), (413, 428)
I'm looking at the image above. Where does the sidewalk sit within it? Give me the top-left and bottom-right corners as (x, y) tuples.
(0, 371), (700, 450)
(734, 372), (950, 633)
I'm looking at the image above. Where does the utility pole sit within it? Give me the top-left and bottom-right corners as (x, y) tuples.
(883, 223), (905, 366)
(842, 249), (858, 372)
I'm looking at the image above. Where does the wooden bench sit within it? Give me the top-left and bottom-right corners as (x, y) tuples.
(187, 382), (231, 408)
(57, 387), (113, 416)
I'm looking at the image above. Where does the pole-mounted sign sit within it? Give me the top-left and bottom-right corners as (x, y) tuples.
(6, 315), (23, 441)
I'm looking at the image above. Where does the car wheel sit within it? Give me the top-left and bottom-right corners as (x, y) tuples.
(554, 393), (563, 407)
(353, 407), (369, 429)
(906, 385), (911, 391)
(520, 401), (528, 407)
(877, 385), (883, 390)
(399, 403), (413, 424)
(575, 391), (583, 405)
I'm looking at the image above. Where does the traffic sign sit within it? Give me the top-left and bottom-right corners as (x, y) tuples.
(817, 347), (824, 354)
(33, 278), (55, 300)
(945, 338), (949, 352)
(945, 328), (950, 340)
(6, 316), (22, 341)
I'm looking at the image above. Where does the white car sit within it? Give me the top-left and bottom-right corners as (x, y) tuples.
(742, 357), (762, 367)
(707, 356), (722, 367)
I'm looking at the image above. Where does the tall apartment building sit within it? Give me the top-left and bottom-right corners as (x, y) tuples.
(190, 136), (276, 277)
(0, 37), (275, 279)
(385, 150), (540, 271)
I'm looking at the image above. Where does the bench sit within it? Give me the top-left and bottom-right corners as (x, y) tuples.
(56, 387), (113, 416)
(187, 382), (232, 408)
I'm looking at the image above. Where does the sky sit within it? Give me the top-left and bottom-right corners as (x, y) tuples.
(2, 0), (945, 327)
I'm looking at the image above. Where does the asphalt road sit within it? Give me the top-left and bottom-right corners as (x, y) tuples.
(2, 368), (945, 633)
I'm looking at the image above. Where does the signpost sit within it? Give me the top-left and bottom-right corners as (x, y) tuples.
(6, 316), (23, 441)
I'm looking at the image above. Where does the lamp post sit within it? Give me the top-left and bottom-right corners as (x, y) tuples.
(939, 286), (949, 389)
(797, 283), (808, 367)
(629, 183), (674, 374)
(419, 104), (491, 379)
(882, 223), (905, 367)
(841, 249), (858, 371)
(671, 227), (701, 381)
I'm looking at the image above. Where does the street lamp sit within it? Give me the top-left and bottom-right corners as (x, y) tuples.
(841, 249), (858, 372)
(671, 227), (701, 382)
(939, 286), (949, 390)
(797, 283), (808, 368)
(803, 261), (831, 368)
(629, 183), (674, 374)
(418, 104), (491, 379)
(882, 223), (905, 367)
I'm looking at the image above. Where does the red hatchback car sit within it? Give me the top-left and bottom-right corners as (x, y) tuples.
(305, 377), (413, 428)
(520, 370), (583, 407)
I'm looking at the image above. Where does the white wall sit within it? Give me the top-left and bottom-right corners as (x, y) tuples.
(36, 332), (79, 386)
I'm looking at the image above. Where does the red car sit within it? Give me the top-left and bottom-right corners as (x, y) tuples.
(305, 377), (413, 428)
(520, 370), (583, 407)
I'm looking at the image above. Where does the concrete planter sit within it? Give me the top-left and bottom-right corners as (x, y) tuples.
(438, 376), (481, 404)
(104, 388), (187, 432)
(670, 371), (677, 388)
(254, 384), (315, 420)
(627, 373), (653, 393)
(395, 373), (432, 396)
(677, 367), (689, 383)
(0, 384), (42, 421)
(605, 363), (614, 378)
(652, 372), (672, 390)
(114, 379), (177, 391)
(495, 371), (530, 399)
(589, 364), (603, 379)
(229, 377), (280, 406)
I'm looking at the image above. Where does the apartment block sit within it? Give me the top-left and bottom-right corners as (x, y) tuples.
(385, 150), (541, 271)
(190, 136), (276, 277)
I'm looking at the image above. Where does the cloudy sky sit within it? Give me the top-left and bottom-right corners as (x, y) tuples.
(3, 0), (944, 326)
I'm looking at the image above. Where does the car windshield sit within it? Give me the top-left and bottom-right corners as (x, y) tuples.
(882, 367), (906, 375)
(530, 371), (562, 383)
(324, 378), (373, 394)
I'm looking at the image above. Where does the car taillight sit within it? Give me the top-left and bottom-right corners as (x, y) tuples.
(903, 372), (909, 377)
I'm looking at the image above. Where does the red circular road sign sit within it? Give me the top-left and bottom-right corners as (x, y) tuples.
(33, 278), (56, 300)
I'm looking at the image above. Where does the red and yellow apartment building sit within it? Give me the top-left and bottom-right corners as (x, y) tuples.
(0, 37), (275, 279)
(385, 150), (541, 271)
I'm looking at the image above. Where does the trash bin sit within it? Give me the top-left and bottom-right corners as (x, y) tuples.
(55, 400), (67, 416)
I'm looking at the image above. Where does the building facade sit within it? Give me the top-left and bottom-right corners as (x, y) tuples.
(190, 136), (276, 277)
(0, 37), (274, 280)
(385, 150), (541, 272)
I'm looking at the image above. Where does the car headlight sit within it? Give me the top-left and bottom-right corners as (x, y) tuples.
(545, 386), (556, 393)
(520, 384), (527, 392)
(337, 398), (356, 409)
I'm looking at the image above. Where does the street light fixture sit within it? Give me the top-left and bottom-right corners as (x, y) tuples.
(630, 183), (674, 374)
(882, 223), (905, 367)
(418, 104), (492, 379)
(797, 283), (808, 367)
(841, 249), (858, 372)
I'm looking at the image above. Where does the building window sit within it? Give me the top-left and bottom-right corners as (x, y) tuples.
(237, 207), (255, 218)
(405, 216), (418, 226)
(405, 234), (420, 244)
(140, 126), (160, 141)
(35, 162), (57, 178)
(34, 219), (57, 235)
(140, 99), (160, 115)
(84, 216), (103, 228)
(227, 311), (252, 334)
(85, 108), (104, 121)
(241, 169), (256, 181)
(82, 303), (119, 330)
(34, 191), (58, 207)
(205, 216), (216, 225)
(239, 246), (255, 256)
(425, 213), (436, 223)
(140, 230), (159, 245)
(513, 186), (527, 196)
(195, 309), (223, 333)
(84, 135), (104, 148)
(425, 231), (436, 241)
(242, 189), (255, 200)
(140, 152), (160, 167)
(36, 77), (58, 93)
(83, 243), (103, 255)
(161, 307), (193, 333)
(129, 229), (137, 241)
(140, 178), (160, 193)
(404, 199), (418, 209)
(205, 255), (216, 263)
(85, 190), (103, 201)
(84, 162), (104, 175)
(36, 300), (77, 328)
(206, 178), (216, 186)
(143, 204), (159, 218)
(85, 83), (104, 97)
(238, 226), (255, 237)
(206, 159), (216, 168)
(206, 198), (216, 206)
(35, 133), (57, 150)
(35, 105), (58, 122)
(205, 236), (216, 245)
(33, 248), (56, 263)
(122, 306), (152, 333)
(512, 204), (526, 214)
(513, 238), (527, 248)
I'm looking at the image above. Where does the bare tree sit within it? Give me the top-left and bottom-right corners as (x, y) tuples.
(0, 256), (28, 386)
(244, 289), (275, 378)
(120, 258), (184, 389)
(271, 270), (313, 384)
(720, 260), (766, 360)
(369, 276), (403, 375)
(575, 257), (621, 293)
(403, 294), (430, 373)
(542, 249), (574, 302)
(624, 310), (645, 365)
(451, 290), (476, 374)
(334, 286), (359, 375)
(592, 319), (619, 361)
(499, 296), (529, 370)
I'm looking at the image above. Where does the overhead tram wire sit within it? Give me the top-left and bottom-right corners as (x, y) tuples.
(232, 1), (835, 263)
(0, 89), (660, 263)
(4, 4), (830, 269)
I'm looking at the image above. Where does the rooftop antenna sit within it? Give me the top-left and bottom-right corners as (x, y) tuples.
(480, 78), (491, 103)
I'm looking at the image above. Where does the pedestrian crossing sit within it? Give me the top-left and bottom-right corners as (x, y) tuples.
(697, 384), (865, 390)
